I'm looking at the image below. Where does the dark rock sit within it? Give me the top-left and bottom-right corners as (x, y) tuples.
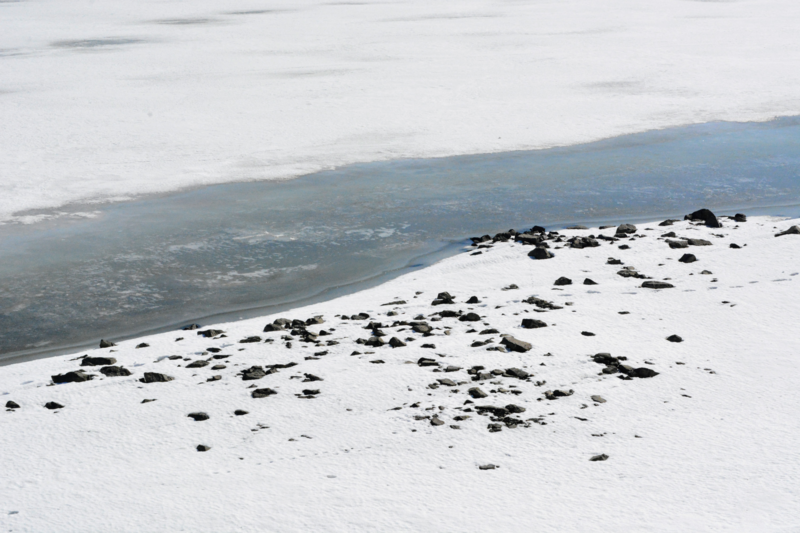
(523, 296), (563, 310)
(234, 410), (248, 416)
(100, 366), (132, 377)
(459, 312), (481, 322)
(642, 281), (674, 289)
(617, 267), (645, 279)
(365, 336), (385, 347)
(505, 368), (530, 379)
(685, 208), (721, 228)
(432, 292), (455, 305)
(251, 388), (277, 398)
(99, 339), (116, 348)
(437, 310), (460, 318)
(263, 323), (284, 332)
(687, 238), (712, 246)
(544, 389), (573, 400)
(186, 360), (209, 369)
(52, 370), (93, 384)
(430, 416), (445, 426)
(136, 343), (149, 349)
(188, 412), (209, 422)
(667, 239), (689, 249)
(141, 399), (156, 403)
(776, 225), (800, 237)
(667, 334), (683, 343)
(5, 401), (20, 409)
(658, 219), (678, 226)
(521, 318), (547, 329)
(196, 445), (211, 452)
(678, 253), (697, 263)
(730, 243), (741, 249)
(632, 367), (659, 378)
(528, 247), (553, 260)
(468, 387), (488, 399)
(302, 389), (320, 396)
(591, 395), (606, 403)
(44, 402), (64, 410)
(617, 223), (637, 234)
(593, 353), (619, 365)
(502, 284), (519, 291)
(242, 366), (267, 380)
(583, 278), (598, 285)
(479, 464), (498, 470)
(417, 357), (439, 367)
(81, 356), (116, 366)
(466, 296), (480, 304)
(437, 378), (457, 387)
(505, 404), (526, 414)
(581, 331), (595, 337)
(734, 213), (747, 222)
(618, 244), (630, 250)
(239, 336), (262, 343)
(182, 324), (201, 330)
(567, 225), (588, 230)
(500, 336), (531, 353)
(554, 276), (572, 286)
(303, 373), (323, 382)
(607, 257), (623, 265)
(590, 454), (609, 462)
(389, 337), (407, 348)
(139, 372), (174, 383)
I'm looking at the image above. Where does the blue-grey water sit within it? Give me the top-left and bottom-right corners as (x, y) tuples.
(1, 117), (800, 365)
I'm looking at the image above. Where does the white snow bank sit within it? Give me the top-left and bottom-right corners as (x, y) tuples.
(2, 0), (800, 222)
(1, 215), (799, 532)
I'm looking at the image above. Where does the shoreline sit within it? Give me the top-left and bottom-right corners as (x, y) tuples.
(4, 201), (800, 368)
(2, 210), (799, 531)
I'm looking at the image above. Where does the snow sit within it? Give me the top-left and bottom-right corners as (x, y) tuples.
(2, 215), (799, 531)
(2, 0), (800, 223)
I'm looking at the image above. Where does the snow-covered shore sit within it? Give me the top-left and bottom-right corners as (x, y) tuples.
(3, 0), (800, 223)
(2, 213), (799, 532)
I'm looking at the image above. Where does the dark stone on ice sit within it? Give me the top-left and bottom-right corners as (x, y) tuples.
(459, 312), (481, 322)
(607, 257), (623, 265)
(730, 243), (741, 249)
(302, 389), (320, 396)
(466, 296), (480, 304)
(389, 337), (406, 348)
(591, 395), (606, 403)
(632, 367), (659, 378)
(468, 387), (488, 399)
(437, 378), (457, 387)
(188, 412), (209, 421)
(544, 389), (573, 400)
(136, 343), (149, 349)
(186, 360), (209, 368)
(642, 281), (674, 289)
(505, 404), (526, 414)
(239, 336), (262, 343)
(242, 366), (267, 380)
(303, 373), (323, 382)
(734, 213), (747, 222)
(196, 445), (211, 452)
(45, 402), (64, 410)
(430, 416), (445, 426)
(667, 240), (688, 249)
(687, 238), (712, 246)
(583, 278), (598, 285)
(500, 336), (531, 353)
(6, 401), (20, 409)
(581, 331), (595, 337)
(234, 410), (248, 416)
(99, 339), (116, 348)
(139, 372), (174, 383)
(505, 368), (530, 379)
(100, 366), (131, 377)
(365, 336), (385, 347)
(776, 225), (800, 237)
(617, 223), (637, 234)
(81, 356), (116, 366)
(521, 318), (547, 329)
(678, 253), (697, 263)
(251, 388), (277, 398)
(522, 296), (563, 310)
(593, 353), (618, 365)
(554, 276), (572, 286)
(528, 247), (553, 260)
(52, 371), (93, 384)
(197, 329), (224, 338)
(659, 219), (678, 226)
(417, 357), (439, 367)
(667, 334), (683, 343)
(479, 464), (498, 470)
(590, 454), (609, 462)
(685, 208), (721, 228)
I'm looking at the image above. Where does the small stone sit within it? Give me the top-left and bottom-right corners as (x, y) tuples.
(667, 335), (683, 343)
(521, 318), (547, 329)
(188, 412), (209, 422)
(554, 276), (572, 286)
(251, 388), (277, 398)
(730, 243), (741, 249)
(500, 336), (531, 353)
(685, 208), (721, 228)
(81, 356), (116, 366)
(44, 402), (64, 410)
(581, 331), (595, 337)
(591, 395), (606, 403)
(239, 336), (262, 343)
(135, 343), (149, 349)
(388, 337), (406, 348)
(52, 370), (94, 384)
(459, 312), (481, 322)
(468, 387), (488, 399)
(437, 378), (457, 387)
(642, 281), (674, 289)
(6, 401), (20, 409)
(734, 213), (747, 222)
(528, 247), (553, 260)
(678, 253), (697, 263)
(430, 416), (445, 426)
(590, 454), (609, 462)
(186, 360), (209, 369)
(242, 366), (267, 380)
(583, 278), (598, 285)
(139, 372), (174, 383)
(99, 366), (132, 377)
(466, 296), (480, 304)
(196, 445), (211, 452)
(479, 464), (498, 470)
(234, 410), (249, 416)
(632, 367), (659, 378)
(141, 399), (156, 404)
(99, 339), (116, 348)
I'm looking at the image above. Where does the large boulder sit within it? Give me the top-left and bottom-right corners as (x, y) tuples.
(685, 208), (721, 228)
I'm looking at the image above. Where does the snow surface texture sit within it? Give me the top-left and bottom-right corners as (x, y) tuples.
(1, 215), (799, 532)
(2, 0), (800, 223)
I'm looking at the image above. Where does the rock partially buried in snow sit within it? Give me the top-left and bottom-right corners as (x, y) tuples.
(52, 370), (94, 384)
(685, 208), (721, 228)
(521, 318), (547, 329)
(667, 335), (684, 343)
(98, 339), (116, 348)
(590, 454), (609, 462)
(6, 401), (20, 409)
(458, 313), (481, 322)
(500, 336), (532, 352)
(776, 225), (800, 237)
(554, 276), (572, 286)
(251, 388), (277, 398)
(81, 356), (116, 366)
(139, 372), (174, 383)
(188, 412), (209, 421)
(44, 402), (64, 410)
(468, 387), (488, 399)
(196, 445), (211, 452)
(642, 281), (674, 289)
(99, 365), (131, 377)
(678, 254), (697, 263)
(528, 248), (553, 260)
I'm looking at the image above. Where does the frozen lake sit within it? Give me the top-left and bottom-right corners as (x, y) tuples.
(1, 117), (799, 364)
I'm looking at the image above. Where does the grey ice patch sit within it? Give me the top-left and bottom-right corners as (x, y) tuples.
(51, 38), (144, 49)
